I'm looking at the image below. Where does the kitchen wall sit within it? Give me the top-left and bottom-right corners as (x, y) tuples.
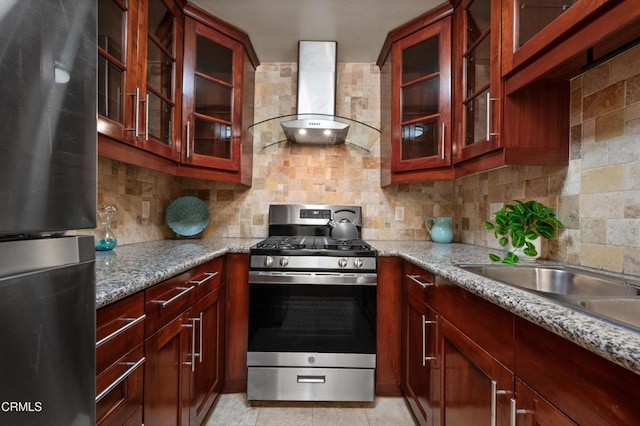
(455, 44), (640, 276)
(91, 45), (640, 276)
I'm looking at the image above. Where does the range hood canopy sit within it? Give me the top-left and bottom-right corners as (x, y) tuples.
(249, 41), (380, 152)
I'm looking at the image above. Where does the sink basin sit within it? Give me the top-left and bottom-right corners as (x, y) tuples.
(579, 298), (640, 329)
(459, 263), (640, 330)
(459, 264), (640, 297)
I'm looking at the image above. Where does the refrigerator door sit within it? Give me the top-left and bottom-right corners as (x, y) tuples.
(0, 236), (96, 425)
(0, 0), (96, 236)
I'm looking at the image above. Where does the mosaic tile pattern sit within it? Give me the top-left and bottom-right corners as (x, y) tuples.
(87, 46), (640, 275)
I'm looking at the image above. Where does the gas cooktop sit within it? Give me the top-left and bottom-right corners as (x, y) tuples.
(252, 236), (375, 256)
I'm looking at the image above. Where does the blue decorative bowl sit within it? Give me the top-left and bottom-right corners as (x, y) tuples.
(166, 196), (210, 237)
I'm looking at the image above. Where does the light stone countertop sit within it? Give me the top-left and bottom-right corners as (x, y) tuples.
(95, 238), (640, 376)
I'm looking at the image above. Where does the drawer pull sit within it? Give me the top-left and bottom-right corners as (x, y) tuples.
(96, 357), (145, 403)
(154, 286), (193, 308)
(189, 271), (219, 286)
(96, 314), (146, 348)
(407, 274), (434, 288)
(297, 375), (326, 384)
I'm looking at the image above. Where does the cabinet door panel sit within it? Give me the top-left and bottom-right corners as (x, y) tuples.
(440, 317), (513, 426)
(144, 310), (192, 426)
(514, 378), (576, 426)
(191, 286), (225, 425)
(391, 16), (452, 171)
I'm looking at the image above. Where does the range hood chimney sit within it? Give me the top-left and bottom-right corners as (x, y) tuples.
(280, 41), (350, 145)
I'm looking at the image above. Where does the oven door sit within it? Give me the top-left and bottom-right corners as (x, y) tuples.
(248, 271), (377, 357)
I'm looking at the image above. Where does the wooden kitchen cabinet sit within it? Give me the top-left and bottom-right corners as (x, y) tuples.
(515, 316), (640, 425)
(451, 0), (570, 176)
(96, 292), (145, 426)
(190, 258), (225, 425)
(436, 276), (515, 426)
(379, 4), (455, 185)
(143, 257), (225, 426)
(98, 0), (183, 162)
(97, 0), (141, 146)
(399, 260), (640, 426)
(180, 5), (256, 184)
(402, 263), (440, 426)
(98, 2), (257, 185)
(501, 0), (640, 94)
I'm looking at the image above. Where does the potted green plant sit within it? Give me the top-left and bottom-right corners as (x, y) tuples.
(483, 200), (564, 264)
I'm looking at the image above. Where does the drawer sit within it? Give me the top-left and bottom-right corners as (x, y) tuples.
(145, 269), (198, 336)
(96, 345), (144, 426)
(436, 280), (514, 370)
(403, 262), (436, 304)
(96, 293), (145, 375)
(191, 257), (224, 299)
(247, 367), (375, 402)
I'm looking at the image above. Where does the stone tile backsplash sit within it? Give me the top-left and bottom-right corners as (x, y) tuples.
(89, 45), (640, 275)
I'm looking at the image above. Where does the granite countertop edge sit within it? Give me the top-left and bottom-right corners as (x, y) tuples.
(95, 238), (640, 376)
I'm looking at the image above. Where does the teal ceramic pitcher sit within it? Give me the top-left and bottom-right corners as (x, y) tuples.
(425, 216), (453, 243)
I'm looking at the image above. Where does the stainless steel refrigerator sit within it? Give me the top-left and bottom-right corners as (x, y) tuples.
(0, 0), (97, 425)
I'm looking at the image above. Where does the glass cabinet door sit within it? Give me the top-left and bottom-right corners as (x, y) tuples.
(182, 17), (243, 171)
(502, 0), (613, 75)
(515, 0), (579, 49)
(97, 0), (137, 143)
(392, 16), (451, 171)
(454, 0), (502, 164)
(138, 0), (182, 161)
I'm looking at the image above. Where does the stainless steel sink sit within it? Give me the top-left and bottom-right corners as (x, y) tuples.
(579, 298), (640, 329)
(459, 264), (640, 330)
(459, 264), (640, 297)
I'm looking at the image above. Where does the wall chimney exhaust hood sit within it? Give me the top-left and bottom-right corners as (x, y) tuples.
(248, 41), (380, 152)
(280, 41), (349, 145)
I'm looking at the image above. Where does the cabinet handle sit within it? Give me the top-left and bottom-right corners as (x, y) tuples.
(186, 121), (191, 159)
(421, 315), (437, 366)
(510, 398), (532, 426)
(486, 92), (499, 140)
(190, 317), (198, 372)
(95, 357), (145, 403)
(407, 274), (434, 288)
(424, 315), (438, 366)
(96, 314), (146, 348)
(134, 88), (140, 137)
(198, 311), (204, 363)
(138, 94), (149, 140)
(441, 121), (446, 160)
(491, 381), (510, 426)
(153, 286), (193, 308)
(189, 271), (218, 286)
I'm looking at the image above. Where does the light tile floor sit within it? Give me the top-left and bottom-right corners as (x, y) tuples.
(203, 393), (418, 426)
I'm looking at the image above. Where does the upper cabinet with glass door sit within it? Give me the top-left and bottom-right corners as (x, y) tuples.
(97, 0), (139, 144)
(137, 0), (183, 161)
(501, 0), (640, 92)
(379, 4), (454, 185)
(453, 0), (501, 164)
(180, 5), (256, 185)
(182, 18), (241, 172)
(97, 0), (183, 162)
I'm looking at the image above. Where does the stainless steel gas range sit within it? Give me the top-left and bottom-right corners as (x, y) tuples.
(247, 204), (377, 402)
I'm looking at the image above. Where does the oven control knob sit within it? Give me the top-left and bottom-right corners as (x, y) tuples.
(354, 258), (364, 268)
(280, 257), (289, 267)
(264, 256), (274, 267)
(338, 258), (348, 268)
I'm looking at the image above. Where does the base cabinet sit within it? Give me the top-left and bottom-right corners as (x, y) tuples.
(399, 260), (640, 426)
(96, 257), (225, 426)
